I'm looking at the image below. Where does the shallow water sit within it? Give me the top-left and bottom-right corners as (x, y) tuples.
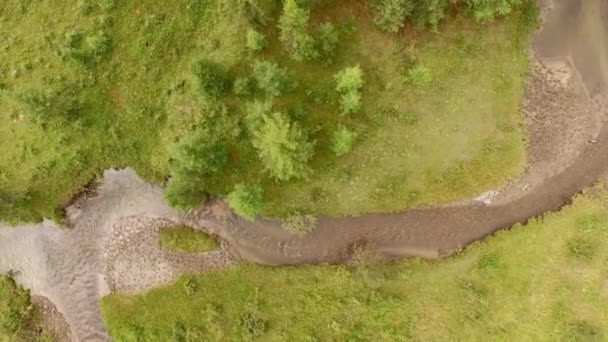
(535, 0), (608, 95)
(0, 170), (181, 341)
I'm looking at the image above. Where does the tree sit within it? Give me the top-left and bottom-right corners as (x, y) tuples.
(164, 178), (208, 211)
(335, 66), (364, 115)
(192, 59), (229, 99)
(226, 183), (264, 220)
(339, 91), (361, 115)
(406, 64), (432, 86)
(314, 22), (339, 58)
(234, 76), (256, 97)
(164, 128), (229, 210)
(410, 0), (449, 30)
(371, 0), (414, 32)
(464, 0), (523, 22)
(245, 99), (273, 132)
(252, 60), (291, 97)
(252, 112), (313, 181)
(246, 29), (267, 52)
(334, 66), (363, 93)
(332, 125), (357, 156)
(278, 0), (317, 61)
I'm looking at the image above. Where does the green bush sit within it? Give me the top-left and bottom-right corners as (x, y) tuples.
(282, 213), (317, 235)
(192, 59), (230, 99)
(339, 91), (361, 115)
(335, 66), (363, 93)
(371, 0), (413, 32)
(226, 183), (264, 221)
(246, 29), (268, 52)
(252, 112), (313, 181)
(252, 60), (291, 97)
(332, 125), (357, 156)
(406, 64), (432, 86)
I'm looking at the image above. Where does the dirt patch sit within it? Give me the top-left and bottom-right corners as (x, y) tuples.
(31, 295), (71, 342)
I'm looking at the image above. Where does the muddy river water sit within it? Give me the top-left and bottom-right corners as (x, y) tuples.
(1, 1), (607, 341)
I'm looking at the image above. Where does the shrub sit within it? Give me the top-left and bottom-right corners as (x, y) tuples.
(252, 60), (291, 97)
(239, 311), (266, 338)
(171, 322), (186, 342)
(86, 32), (111, 58)
(282, 213), (317, 235)
(235, 0), (279, 25)
(332, 125), (357, 156)
(246, 29), (268, 52)
(78, 0), (93, 15)
(334, 66), (363, 93)
(314, 22), (339, 57)
(227, 183), (264, 221)
(406, 64), (432, 86)
(252, 112), (313, 181)
(371, 0), (413, 32)
(183, 277), (198, 295)
(234, 76), (255, 97)
(192, 59), (230, 99)
(566, 235), (598, 260)
(339, 91), (361, 115)
(100, 0), (118, 11)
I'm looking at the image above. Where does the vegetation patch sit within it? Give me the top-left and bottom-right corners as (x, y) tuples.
(0, 0), (537, 222)
(0, 275), (54, 341)
(158, 226), (218, 253)
(101, 187), (608, 340)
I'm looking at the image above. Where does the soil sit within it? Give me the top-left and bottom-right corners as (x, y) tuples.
(1, 1), (607, 341)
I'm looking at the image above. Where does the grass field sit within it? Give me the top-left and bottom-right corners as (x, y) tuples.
(101, 186), (608, 341)
(0, 0), (535, 222)
(159, 226), (219, 253)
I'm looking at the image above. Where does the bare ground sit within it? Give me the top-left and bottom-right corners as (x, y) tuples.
(1, 1), (607, 341)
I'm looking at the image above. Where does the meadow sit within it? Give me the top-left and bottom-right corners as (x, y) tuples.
(0, 0), (536, 222)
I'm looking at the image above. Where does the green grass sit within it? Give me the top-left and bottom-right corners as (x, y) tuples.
(0, 0), (536, 222)
(159, 226), (219, 253)
(0, 275), (54, 341)
(101, 186), (608, 341)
